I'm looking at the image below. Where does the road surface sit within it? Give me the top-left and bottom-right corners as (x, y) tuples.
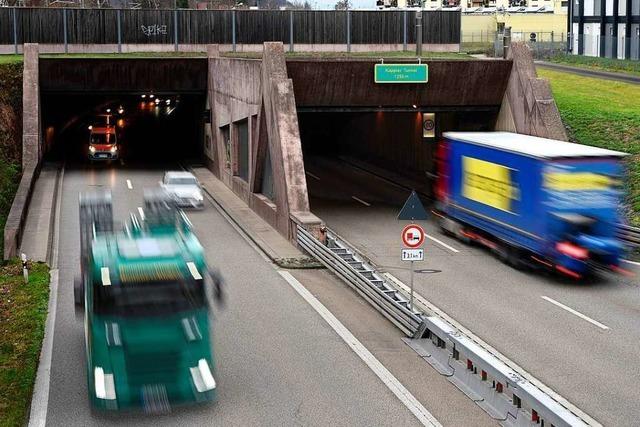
(306, 156), (640, 427)
(38, 162), (494, 427)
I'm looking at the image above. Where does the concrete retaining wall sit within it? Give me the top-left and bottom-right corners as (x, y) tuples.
(4, 43), (42, 260)
(206, 43), (322, 242)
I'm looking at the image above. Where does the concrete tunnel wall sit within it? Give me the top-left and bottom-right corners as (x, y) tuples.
(203, 42), (567, 246)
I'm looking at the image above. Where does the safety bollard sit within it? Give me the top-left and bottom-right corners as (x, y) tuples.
(21, 253), (28, 284)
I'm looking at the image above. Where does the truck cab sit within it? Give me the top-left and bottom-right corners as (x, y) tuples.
(88, 125), (119, 161)
(75, 191), (218, 413)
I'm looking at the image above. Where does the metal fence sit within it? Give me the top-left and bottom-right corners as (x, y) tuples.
(572, 34), (640, 61)
(462, 31), (568, 58)
(0, 7), (461, 51)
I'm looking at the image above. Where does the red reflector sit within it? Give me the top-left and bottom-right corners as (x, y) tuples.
(556, 265), (582, 280)
(556, 242), (588, 260)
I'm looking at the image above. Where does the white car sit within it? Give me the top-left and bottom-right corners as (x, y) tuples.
(160, 171), (205, 209)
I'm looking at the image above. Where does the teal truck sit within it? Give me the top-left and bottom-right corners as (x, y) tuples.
(74, 190), (221, 413)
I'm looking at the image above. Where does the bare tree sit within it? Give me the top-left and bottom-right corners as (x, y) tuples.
(334, 0), (349, 9)
(288, 0), (311, 8)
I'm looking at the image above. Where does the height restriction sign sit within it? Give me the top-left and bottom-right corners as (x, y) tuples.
(401, 224), (425, 248)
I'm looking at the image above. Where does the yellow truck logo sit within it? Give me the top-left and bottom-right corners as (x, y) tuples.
(462, 156), (520, 213)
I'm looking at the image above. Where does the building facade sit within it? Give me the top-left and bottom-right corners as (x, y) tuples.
(570, 0), (640, 59)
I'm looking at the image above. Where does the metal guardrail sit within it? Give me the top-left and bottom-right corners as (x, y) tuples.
(297, 224), (597, 427)
(296, 225), (425, 337)
(617, 224), (640, 248)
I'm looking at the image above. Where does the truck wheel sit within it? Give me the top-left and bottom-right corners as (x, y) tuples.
(74, 275), (84, 309)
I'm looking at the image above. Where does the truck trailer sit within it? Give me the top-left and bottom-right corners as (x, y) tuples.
(435, 131), (628, 279)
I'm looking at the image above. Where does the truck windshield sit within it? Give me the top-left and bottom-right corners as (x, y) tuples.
(167, 177), (197, 186)
(90, 133), (116, 145)
(94, 279), (206, 317)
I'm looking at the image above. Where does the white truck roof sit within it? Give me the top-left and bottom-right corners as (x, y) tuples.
(443, 132), (627, 159)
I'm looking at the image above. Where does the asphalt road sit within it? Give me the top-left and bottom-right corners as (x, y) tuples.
(306, 157), (640, 427)
(40, 163), (493, 427)
(535, 61), (640, 85)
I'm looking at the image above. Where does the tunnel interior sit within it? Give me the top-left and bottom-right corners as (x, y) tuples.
(298, 109), (499, 210)
(42, 92), (206, 167)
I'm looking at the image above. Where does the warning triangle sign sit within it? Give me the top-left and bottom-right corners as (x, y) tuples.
(397, 190), (429, 221)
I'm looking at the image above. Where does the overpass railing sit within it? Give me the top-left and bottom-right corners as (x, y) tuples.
(618, 223), (640, 248)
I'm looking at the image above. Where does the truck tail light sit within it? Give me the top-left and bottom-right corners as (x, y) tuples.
(556, 242), (588, 260)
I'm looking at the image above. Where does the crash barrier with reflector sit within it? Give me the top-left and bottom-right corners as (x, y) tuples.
(617, 224), (640, 248)
(296, 225), (425, 337)
(297, 224), (598, 427)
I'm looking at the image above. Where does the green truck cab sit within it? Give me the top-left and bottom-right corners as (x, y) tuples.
(75, 191), (218, 413)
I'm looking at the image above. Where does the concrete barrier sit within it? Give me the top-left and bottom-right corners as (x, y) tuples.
(3, 165), (39, 260)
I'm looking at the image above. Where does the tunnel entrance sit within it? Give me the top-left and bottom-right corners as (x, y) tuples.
(42, 92), (206, 166)
(298, 109), (499, 213)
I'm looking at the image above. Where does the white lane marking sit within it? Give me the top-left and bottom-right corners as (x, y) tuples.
(126, 179), (133, 189)
(278, 270), (442, 427)
(305, 171), (321, 181)
(541, 296), (610, 331)
(28, 270), (58, 427)
(137, 207), (145, 221)
(352, 196), (371, 207)
(622, 259), (640, 266)
(424, 233), (459, 253)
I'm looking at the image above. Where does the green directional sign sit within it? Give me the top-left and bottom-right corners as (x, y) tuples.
(374, 64), (428, 84)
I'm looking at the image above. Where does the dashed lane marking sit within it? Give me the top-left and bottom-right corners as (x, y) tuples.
(352, 196), (371, 207)
(541, 296), (610, 331)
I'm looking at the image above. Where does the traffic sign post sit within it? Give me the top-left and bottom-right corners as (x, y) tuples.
(401, 224), (425, 311)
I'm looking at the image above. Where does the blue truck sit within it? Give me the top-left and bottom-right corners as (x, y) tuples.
(435, 131), (629, 279)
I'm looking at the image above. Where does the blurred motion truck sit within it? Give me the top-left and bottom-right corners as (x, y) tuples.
(75, 191), (218, 412)
(435, 132), (628, 278)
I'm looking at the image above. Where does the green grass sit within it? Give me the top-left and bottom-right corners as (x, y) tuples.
(223, 50), (471, 60)
(0, 56), (22, 65)
(0, 260), (50, 427)
(548, 53), (640, 77)
(538, 68), (640, 225)
(40, 51), (207, 59)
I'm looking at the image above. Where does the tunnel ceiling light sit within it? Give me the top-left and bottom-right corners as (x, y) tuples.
(165, 99), (171, 105)
(412, 104), (417, 109)
(106, 108), (111, 113)
(150, 94), (155, 99)
(88, 125), (93, 130)
(141, 94), (146, 99)
(118, 108), (124, 114)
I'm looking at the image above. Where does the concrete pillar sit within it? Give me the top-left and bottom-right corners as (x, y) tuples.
(22, 44), (41, 170)
(495, 42), (567, 142)
(260, 42), (319, 239)
(206, 45), (220, 175)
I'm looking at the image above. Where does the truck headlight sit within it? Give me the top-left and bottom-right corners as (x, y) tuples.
(190, 359), (216, 392)
(89, 146), (96, 153)
(110, 145), (118, 153)
(94, 366), (117, 400)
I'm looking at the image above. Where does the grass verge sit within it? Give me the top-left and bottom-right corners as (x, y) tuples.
(0, 260), (50, 427)
(547, 53), (640, 77)
(538, 68), (640, 225)
(35, 50), (470, 60)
